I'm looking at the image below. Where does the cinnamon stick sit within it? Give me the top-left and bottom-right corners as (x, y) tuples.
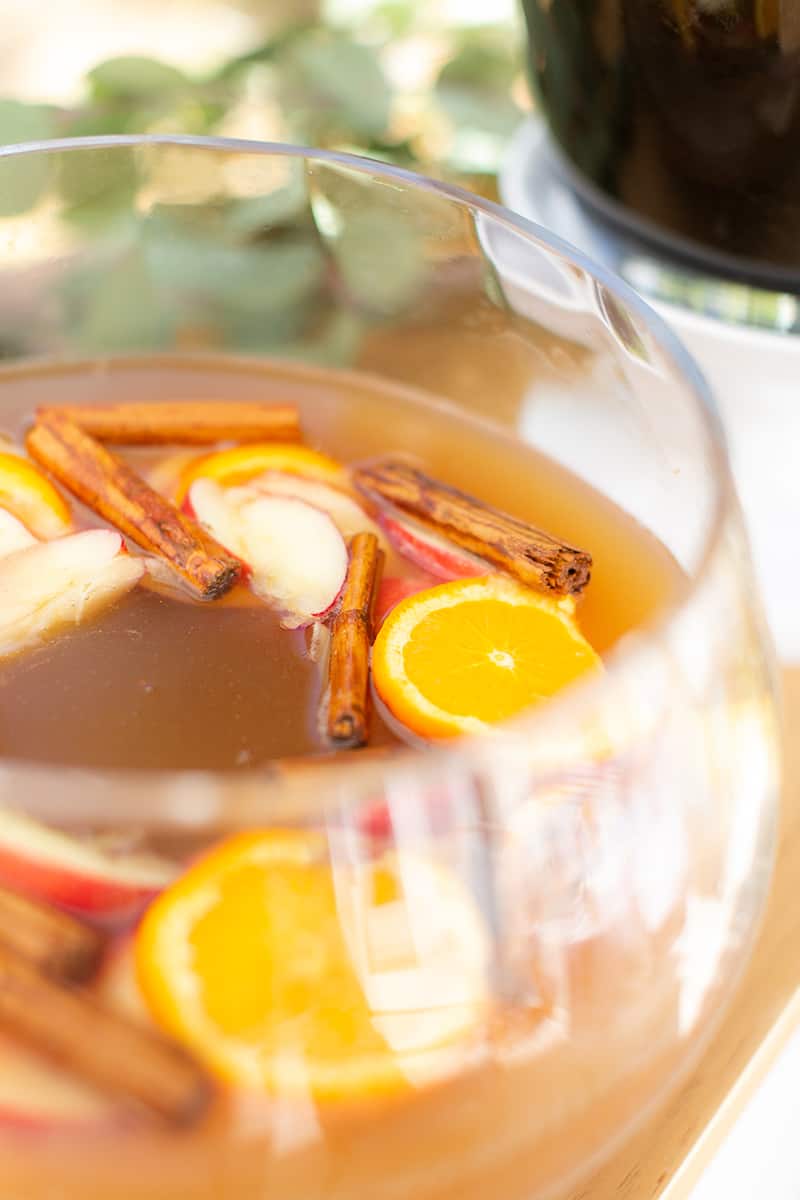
(353, 460), (592, 596)
(0, 886), (104, 983)
(26, 412), (242, 599)
(40, 401), (301, 446)
(326, 532), (383, 748)
(0, 945), (211, 1126)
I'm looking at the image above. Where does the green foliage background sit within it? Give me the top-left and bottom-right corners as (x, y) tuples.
(0, 5), (528, 197)
(0, 5), (529, 361)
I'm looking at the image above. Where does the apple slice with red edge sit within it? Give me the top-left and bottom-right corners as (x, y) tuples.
(0, 809), (177, 920)
(251, 472), (388, 551)
(189, 479), (348, 627)
(0, 529), (143, 659)
(0, 1033), (114, 1132)
(182, 478), (248, 562)
(0, 508), (37, 558)
(358, 784), (456, 844)
(378, 510), (487, 581)
(374, 574), (435, 629)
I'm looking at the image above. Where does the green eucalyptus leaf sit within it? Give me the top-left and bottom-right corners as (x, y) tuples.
(0, 101), (59, 216)
(219, 302), (318, 352)
(177, 96), (228, 134)
(213, 21), (314, 81)
(0, 99), (58, 145)
(225, 178), (309, 236)
(369, 1), (418, 38)
(437, 37), (520, 92)
(358, 136), (420, 168)
(61, 109), (144, 139)
(146, 202), (229, 238)
(87, 56), (188, 103)
(280, 308), (364, 367)
(435, 33), (523, 156)
(143, 219), (325, 323)
(58, 144), (139, 227)
(333, 210), (426, 316)
(279, 32), (391, 141)
(63, 247), (172, 352)
(436, 85), (522, 139)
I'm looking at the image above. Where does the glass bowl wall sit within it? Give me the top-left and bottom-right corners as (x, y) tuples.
(0, 137), (780, 1200)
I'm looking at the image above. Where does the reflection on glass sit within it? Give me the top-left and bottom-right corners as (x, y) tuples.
(0, 137), (779, 1200)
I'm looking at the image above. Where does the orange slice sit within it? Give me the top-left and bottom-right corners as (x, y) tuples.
(0, 453), (71, 538)
(372, 575), (601, 739)
(136, 830), (488, 1100)
(176, 443), (348, 503)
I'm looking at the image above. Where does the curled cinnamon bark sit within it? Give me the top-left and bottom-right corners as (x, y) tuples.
(353, 460), (592, 596)
(326, 533), (383, 748)
(0, 885), (104, 983)
(0, 946), (212, 1126)
(40, 401), (301, 446)
(27, 412), (242, 599)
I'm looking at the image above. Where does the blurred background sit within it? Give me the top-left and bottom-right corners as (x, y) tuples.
(0, 0), (526, 198)
(0, 6), (798, 1197)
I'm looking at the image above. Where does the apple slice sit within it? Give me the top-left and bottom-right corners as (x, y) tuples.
(183, 478), (247, 562)
(0, 809), (177, 920)
(252, 472), (388, 550)
(358, 785), (455, 844)
(0, 1033), (112, 1131)
(189, 480), (348, 626)
(0, 508), (37, 558)
(378, 511), (487, 581)
(0, 529), (144, 658)
(375, 574), (433, 628)
(237, 493), (348, 626)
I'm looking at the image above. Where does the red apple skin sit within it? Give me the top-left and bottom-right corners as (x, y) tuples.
(358, 801), (394, 843)
(374, 575), (434, 629)
(0, 849), (161, 922)
(378, 513), (486, 581)
(0, 813), (177, 924)
(358, 786), (455, 844)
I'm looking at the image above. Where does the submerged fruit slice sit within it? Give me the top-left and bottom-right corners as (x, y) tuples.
(372, 575), (601, 739)
(0, 809), (177, 919)
(0, 509), (37, 558)
(379, 511), (485, 581)
(0, 452), (71, 539)
(136, 830), (489, 1099)
(253, 472), (386, 549)
(177, 443), (348, 502)
(374, 574), (433, 628)
(189, 480), (348, 626)
(0, 529), (144, 658)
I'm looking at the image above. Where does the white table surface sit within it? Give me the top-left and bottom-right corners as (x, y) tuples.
(655, 305), (800, 1199)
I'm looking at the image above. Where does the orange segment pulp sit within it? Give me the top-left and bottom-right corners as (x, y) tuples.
(0, 453), (71, 538)
(372, 575), (601, 739)
(136, 830), (488, 1100)
(176, 443), (349, 502)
